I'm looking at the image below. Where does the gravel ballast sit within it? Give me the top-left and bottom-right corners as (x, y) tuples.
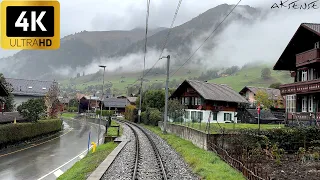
(102, 122), (198, 180)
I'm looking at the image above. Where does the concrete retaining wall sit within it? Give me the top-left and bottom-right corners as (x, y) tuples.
(158, 122), (209, 150)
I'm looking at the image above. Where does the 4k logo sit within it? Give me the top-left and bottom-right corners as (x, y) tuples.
(1, 1), (60, 50)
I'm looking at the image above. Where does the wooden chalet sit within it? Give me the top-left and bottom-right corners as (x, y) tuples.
(273, 23), (320, 123)
(170, 80), (248, 123)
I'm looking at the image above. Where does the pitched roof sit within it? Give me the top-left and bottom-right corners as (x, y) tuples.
(5, 78), (55, 97)
(172, 80), (248, 103)
(127, 97), (137, 103)
(103, 98), (128, 108)
(303, 23), (320, 36)
(273, 23), (320, 70)
(239, 86), (282, 100)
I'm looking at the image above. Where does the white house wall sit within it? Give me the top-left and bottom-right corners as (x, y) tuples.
(13, 96), (42, 110)
(169, 109), (237, 123)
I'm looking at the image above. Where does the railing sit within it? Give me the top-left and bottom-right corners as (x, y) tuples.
(279, 79), (320, 95)
(287, 112), (320, 121)
(296, 48), (320, 67)
(208, 142), (270, 180)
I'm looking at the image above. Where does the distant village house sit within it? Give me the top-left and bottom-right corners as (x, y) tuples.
(169, 80), (248, 123)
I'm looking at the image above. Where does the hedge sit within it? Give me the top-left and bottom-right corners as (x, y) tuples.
(0, 119), (63, 147)
(95, 110), (115, 117)
(125, 105), (137, 122)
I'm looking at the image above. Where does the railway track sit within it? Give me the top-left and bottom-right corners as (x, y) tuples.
(122, 121), (168, 180)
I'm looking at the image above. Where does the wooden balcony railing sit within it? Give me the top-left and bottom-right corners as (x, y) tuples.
(287, 112), (320, 121)
(296, 48), (320, 67)
(279, 79), (320, 95)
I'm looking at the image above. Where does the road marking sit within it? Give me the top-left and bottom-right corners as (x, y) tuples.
(0, 129), (72, 158)
(53, 169), (63, 177)
(37, 137), (103, 180)
(79, 155), (84, 159)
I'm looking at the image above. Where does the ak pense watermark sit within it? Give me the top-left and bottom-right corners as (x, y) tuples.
(0, 0), (60, 50)
(271, 0), (319, 9)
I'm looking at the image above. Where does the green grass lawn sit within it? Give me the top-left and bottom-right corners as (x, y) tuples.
(57, 142), (117, 180)
(105, 120), (123, 136)
(61, 113), (77, 119)
(143, 125), (245, 180)
(172, 122), (284, 134)
(209, 65), (292, 91)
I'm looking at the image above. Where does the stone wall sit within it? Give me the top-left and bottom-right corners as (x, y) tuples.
(158, 121), (210, 150)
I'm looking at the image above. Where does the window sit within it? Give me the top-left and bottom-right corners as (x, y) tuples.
(308, 68), (314, 81)
(191, 111), (197, 121)
(224, 113), (232, 121)
(182, 97), (189, 105)
(302, 96), (307, 112)
(212, 112), (217, 121)
(198, 112), (203, 121)
(184, 111), (190, 119)
(302, 70), (308, 81)
(309, 95), (314, 112)
(191, 97), (194, 105)
(285, 95), (296, 113)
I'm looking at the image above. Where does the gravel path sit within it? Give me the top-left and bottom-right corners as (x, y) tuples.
(102, 122), (199, 180)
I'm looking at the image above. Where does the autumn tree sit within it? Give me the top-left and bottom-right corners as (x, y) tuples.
(255, 90), (273, 109)
(44, 81), (60, 118)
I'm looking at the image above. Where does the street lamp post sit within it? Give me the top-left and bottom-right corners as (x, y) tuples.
(98, 65), (106, 145)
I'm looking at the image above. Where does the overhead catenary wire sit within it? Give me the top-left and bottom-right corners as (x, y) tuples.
(169, 0), (242, 77)
(130, 0), (183, 87)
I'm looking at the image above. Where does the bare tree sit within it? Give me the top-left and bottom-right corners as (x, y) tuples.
(44, 81), (60, 118)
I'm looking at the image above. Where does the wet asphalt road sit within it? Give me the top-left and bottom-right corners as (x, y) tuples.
(0, 118), (106, 180)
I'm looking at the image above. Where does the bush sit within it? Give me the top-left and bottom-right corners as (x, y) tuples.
(141, 111), (147, 124)
(95, 110), (115, 117)
(67, 106), (78, 112)
(0, 119), (63, 148)
(125, 105), (136, 122)
(142, 108), (162, 126)
(17, 98), (46, 122)
(149, 109), (162, 126)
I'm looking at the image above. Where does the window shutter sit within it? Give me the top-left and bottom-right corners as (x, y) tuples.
(229, 113), (232, 121)
(224, 113), (226, 121)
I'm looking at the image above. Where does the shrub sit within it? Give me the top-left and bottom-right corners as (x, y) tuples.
(67, 106), (78, 112)
(125, 105), (136, 122)
(95, 110), (115, 117)
(148, 109), (162, 126)
(17, 98), (46, 122)
(141, 111), (147, 124)
(0, 119), (62, 148)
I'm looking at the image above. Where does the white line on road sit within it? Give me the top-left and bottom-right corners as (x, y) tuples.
(79, 155), (84, 159)
(37, 137), (103, 180)
(53, 169), (64, 177)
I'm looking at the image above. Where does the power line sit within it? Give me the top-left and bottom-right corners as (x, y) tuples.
(138, 0), (151, 123)
(170, 0), (242, 77)
(142, 0), (183, 78)
(130, 0), (183, 87)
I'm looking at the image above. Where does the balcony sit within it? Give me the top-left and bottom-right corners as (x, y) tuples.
(280, 79), (320, 95)
(287, 112), (320, 121)
(296, 48), (320, 67)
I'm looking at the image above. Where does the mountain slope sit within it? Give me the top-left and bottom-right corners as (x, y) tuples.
(0, 4), (261, 80)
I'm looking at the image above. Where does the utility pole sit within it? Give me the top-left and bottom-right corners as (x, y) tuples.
(162, 55), (170, 134)
(138, 77), (143, 123)
(98, 65), (106, 145)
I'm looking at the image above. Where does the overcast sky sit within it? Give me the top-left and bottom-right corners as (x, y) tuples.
(60, 0), (271, 36)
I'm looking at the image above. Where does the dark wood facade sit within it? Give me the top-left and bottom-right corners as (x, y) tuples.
(170, 83), (238, 112)
(274, 23), (320, 121)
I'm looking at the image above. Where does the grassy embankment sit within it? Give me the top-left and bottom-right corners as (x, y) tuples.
(172, 122), (284, 134)
(61, 113), (77, 119)
(143, 125), (245, 180)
